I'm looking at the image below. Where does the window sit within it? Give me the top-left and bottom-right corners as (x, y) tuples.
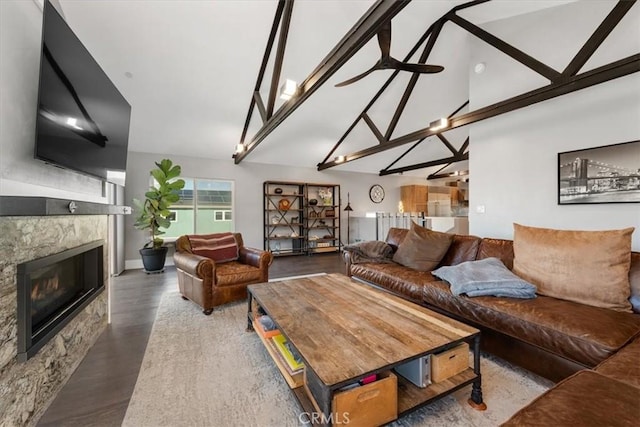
(159, 178), (234, 238)
(214, 210), (232, 221)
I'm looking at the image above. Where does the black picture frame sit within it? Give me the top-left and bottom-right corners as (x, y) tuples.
(558, 140), (640, 205)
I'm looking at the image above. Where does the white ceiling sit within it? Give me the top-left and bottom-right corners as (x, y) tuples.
(58, 0), (579, 177)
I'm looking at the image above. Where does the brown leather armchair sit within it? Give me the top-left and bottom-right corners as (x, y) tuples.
(173, 233), (273, 315)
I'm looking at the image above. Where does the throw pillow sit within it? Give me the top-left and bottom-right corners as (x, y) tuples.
(512, 223), (634, 312)
(189, 233), (239, 263)
(433, 257), (537, 298)
(392, 222), (453, 271)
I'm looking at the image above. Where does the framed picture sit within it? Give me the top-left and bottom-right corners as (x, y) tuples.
(558, 140), (640, 204)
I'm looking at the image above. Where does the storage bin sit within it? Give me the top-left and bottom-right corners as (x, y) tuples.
(431, 342), (469, 383)
(305, 370), (398, 426)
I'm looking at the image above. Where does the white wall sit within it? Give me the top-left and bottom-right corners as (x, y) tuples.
(468, 1), (640, 250)
(0, 0), (107, 202)
(124, 151), (428, 265)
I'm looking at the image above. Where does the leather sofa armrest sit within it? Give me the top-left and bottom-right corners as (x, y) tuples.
(239, 246), (273, 270)
(174, 251), (214, 279)
(342, 250), (353, 277)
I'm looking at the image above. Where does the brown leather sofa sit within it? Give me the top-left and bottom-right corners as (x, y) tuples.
(502, 335), (640, 426)
(174, 233), (273, 314)
(344, 228), (640, 383)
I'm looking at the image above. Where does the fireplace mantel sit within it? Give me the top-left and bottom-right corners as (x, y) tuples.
(0, 196), (131, 216)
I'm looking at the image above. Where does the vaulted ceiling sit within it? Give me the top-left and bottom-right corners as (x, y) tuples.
(59, 0), (608, 178)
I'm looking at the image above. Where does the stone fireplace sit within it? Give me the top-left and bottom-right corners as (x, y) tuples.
(0, 196), (129, 426)
(17, 240), (105, 362)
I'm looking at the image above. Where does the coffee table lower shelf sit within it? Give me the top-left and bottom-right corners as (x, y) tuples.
(286, 366), (479, 425)
(252, 319), (303, 388)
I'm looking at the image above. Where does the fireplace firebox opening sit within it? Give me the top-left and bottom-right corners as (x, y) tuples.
(17, 240), (105, 362)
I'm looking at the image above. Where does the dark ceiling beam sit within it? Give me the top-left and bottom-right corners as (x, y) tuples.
(562, 0), (635, 77)
(428, 169), (468, 180)
(239, 0), (285, 144)
(266, 0), (294, 119)
(448, 13), (561, 82)
(384, 20), (444, 140)
(253, 92), (267, 123)
(235, 0), (411, 164)
(319, 1), (487, 166)
(427, 162), (453, 178)
(437, 134), (458, 155)
(380, 137), (427, 172)
(319, 54), (639, 170)
(379, 99), (468, 174)
(380, 152), (469, 176)
(362, 113), (387, 144)
(459, 136), (470, 154)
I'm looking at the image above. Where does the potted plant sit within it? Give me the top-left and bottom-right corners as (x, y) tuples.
(133, 159), (185, 272)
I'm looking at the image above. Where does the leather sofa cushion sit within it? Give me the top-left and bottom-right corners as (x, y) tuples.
(439, 234), (482, 267)
(513, 224), (634, 312)
(476, 238), (515, 270)
(385, 228), (408, 252)
(351, 263), (438, 302)
(216, 261), (262, 286)
(501, 370), (640, 426)
(421, 281), (640, 367)
(595, 336), (640, 389)
(393, 223), (453, 271)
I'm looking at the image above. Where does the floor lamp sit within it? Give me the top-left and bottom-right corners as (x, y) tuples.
(344, 192), (353, 245)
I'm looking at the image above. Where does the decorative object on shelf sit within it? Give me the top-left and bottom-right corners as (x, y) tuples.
(344, 192), (353, 244)
(278, 199), (291, 210)
(309, 198), (318, 206)
(309, 211), (317, 218)
(319, 220), (326, 226)
(324, 209), (335, 218)
(271, 215), (280, 224)
(274, 187), (283, 194)
(291, 216), (298, 222)
(369, 184), (385, 203)
(318, 188), (333, 205)
(558, 139), (639, 205)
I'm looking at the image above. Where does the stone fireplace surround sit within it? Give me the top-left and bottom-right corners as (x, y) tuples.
(0, 196), (129, 426)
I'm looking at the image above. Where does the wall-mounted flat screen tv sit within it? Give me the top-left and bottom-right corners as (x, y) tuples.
(34, 0), (131, 185)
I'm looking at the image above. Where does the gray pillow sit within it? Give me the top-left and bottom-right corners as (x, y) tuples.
(433, 257), (537, 299)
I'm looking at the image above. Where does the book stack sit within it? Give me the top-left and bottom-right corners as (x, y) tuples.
(271, 335), (304, 375)
(254, 315), (281, 339)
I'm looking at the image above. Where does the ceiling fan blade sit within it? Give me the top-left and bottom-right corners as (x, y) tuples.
(334, 63), (381, 87)
(393, 61), (444, 74)
(377, 21), (392, 59)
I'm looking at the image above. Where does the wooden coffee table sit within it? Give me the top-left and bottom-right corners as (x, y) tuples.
(247, 273), (486, 425)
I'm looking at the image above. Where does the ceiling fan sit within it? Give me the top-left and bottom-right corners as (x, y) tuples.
(335, 21), (444, 87)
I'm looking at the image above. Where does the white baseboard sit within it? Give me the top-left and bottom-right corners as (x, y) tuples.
(125, 258), (175, 271)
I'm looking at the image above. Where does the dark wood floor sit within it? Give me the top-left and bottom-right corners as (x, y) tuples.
(37, 253), (345, 427)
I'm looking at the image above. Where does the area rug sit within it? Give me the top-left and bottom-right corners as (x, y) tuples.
(122, 290), (552, 427)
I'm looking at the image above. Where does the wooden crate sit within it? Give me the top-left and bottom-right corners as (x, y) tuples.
(431, 343), (469, 383)
(305, 370), (397, 427)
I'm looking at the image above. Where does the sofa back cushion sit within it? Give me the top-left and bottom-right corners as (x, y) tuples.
(188, 232), (239, 263)
(477, 238), (515, 270)
(392, 222), (453, 271)
(512, 224), (634, 313)
(385, 228), (409, 252)
(440, 235), (482, 267)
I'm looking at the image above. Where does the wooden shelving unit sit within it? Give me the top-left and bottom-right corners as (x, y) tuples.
(264, 181), (306, 257)
(264, 181), (341, 256)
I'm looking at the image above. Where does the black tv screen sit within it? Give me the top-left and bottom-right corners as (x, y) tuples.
(34, 0), (131, 184)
